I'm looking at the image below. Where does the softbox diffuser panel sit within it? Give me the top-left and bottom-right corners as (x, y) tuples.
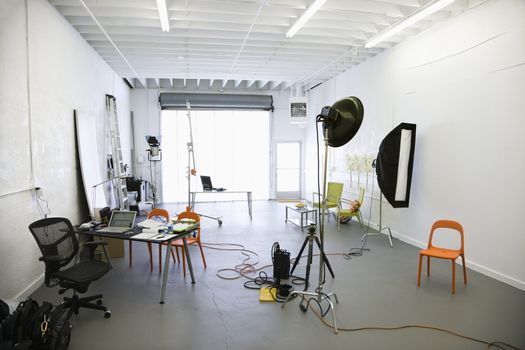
(376, 123), (416, 208)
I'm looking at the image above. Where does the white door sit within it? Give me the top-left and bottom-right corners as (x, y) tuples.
(275, 142), (301, 200)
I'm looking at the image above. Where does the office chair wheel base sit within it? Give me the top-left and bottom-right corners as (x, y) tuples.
(104, 310), (111, 318)
(96, 299), (103, 305)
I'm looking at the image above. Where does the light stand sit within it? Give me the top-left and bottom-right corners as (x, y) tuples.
(145, 135), (162, 207)
(361, 191), (394, 247)
(183, 102), (223, 223)
(282, 132), (340, 333)
(362, 123), (417, 247)
(282, 96), (364, 334)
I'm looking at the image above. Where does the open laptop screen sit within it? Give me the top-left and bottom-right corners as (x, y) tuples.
(109, 211), (136, 228)
(200, 176), (213, 191)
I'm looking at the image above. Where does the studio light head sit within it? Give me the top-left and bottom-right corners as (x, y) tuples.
(376, 123), (416, 208)
(145, 135), (162, 160)
(318, 96), (364, 147)
(146, 135), (161, 146)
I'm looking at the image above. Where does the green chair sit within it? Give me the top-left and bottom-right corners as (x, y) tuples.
(337, 187), (365, 231)
(313, 182), (344, 222)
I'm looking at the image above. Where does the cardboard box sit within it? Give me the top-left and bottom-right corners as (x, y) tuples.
(92, 236), (124, 259)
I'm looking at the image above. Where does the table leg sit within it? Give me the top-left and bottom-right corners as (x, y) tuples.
(247, 191), (252, 220)
(160, 242), (172, 304)
(285, 206), (288, 223)
(183, 237), (196, 284)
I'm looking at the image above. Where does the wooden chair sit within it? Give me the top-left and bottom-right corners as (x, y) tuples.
(417, 220), (467, 294)
(337, 187), (365, 231)
(313, 182), (344, 222)
(171, 210), (206, 277)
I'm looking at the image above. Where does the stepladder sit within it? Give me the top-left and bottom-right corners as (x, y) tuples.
(106, 94), (129, 210)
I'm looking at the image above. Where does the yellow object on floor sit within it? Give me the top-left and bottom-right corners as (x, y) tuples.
(259, 287), (277, 302)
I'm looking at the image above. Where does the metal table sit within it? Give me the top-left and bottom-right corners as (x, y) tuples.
(285, 205), (317, 230)
(80, 225), (198, 304)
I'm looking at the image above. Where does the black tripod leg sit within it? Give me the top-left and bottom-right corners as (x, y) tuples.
(314, 236), (335, 278)
(304, 238), (314, 290)
(290, 235), (309, 275)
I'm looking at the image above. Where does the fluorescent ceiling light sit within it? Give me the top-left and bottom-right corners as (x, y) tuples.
(365, 0), (455, 48)
(156, 0), (170, 32)
(286, 0), (328, 38)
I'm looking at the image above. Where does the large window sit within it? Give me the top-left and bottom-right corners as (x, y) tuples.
(161, 110), (270, 203)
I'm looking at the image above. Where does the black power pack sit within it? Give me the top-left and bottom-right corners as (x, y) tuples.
(272, 242), (290, 284)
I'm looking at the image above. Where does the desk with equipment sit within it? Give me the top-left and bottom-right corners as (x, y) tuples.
(190, 190), (252, 221)
(191, 175), (253, 223)
(80, 219), (199, 304)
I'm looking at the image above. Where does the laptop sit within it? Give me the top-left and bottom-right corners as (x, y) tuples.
(96, 210), (136, 234)
(200, 176), (225, 191)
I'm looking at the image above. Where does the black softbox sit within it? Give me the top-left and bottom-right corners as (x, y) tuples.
(376, 123), (416, 208)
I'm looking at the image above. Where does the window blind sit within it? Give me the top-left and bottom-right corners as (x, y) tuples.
(159, 93), (274, 111)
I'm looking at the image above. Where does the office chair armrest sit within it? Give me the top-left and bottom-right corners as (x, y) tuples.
(39, 255), (61, 262)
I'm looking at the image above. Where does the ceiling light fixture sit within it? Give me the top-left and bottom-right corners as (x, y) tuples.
(364, 0), (455, 48)
(156, 0), (170, 32)
(286, 0), (328, 38)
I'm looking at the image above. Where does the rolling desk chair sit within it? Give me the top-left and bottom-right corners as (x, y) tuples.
(28, 217), (112, 319)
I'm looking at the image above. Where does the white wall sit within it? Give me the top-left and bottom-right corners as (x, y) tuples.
(304, 0), (525, 290)
(0, 0), (130, 300)
(129, 89), (305, 201)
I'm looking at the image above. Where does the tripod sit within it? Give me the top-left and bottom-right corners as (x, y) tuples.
(290, 224), (335, 291)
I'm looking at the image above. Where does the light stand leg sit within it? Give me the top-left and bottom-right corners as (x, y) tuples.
(361, 192), (394, 247)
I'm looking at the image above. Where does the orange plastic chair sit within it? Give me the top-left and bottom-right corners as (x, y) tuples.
(417, 220), (467, 294)
(171, 210), (206, 277)
(129, 208), (172, 273)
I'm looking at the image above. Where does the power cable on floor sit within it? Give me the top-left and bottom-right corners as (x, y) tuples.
(201, 241), (522, 350)
(307, 305), (522, 350)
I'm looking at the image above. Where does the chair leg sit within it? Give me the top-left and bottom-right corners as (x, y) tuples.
(337, 212), (340, 231)
(170, 245), (176, 262)
(427, 256), (431, 277)
(451, 259), (456, 294)
(461, 254), (467, 284)
(357, 212), (364, 229)
(129, 241), (133, 267)
(417, 254), (422, 287)
(158, 244), (162, 274)
(175, 246), (180, 263)
(147, 242), (153, 272)
(198, 242), (207, 268)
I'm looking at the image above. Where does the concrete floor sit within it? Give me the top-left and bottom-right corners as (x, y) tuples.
(31, 201), (525, 350)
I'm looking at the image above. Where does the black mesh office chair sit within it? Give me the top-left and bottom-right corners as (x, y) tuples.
(28, 217), (112, 319)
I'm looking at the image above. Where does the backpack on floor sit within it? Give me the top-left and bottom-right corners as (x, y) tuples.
(0, 298), (71, 350)
(39, 304), (71, 350)
(0, 300), (9, 324)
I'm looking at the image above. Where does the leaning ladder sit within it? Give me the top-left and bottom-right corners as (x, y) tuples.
(106, 94), (129, 210)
